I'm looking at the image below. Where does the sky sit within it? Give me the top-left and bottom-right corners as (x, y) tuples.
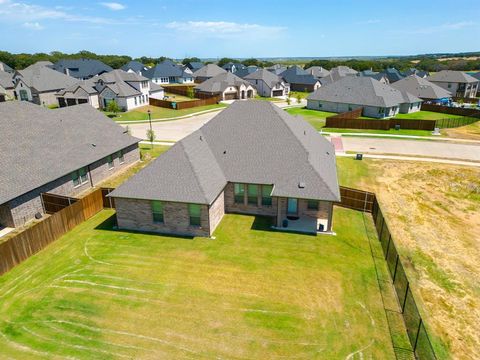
(1, 0), (479, 58)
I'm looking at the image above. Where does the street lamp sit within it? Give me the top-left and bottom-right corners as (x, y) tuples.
(147, 109), (153, 149)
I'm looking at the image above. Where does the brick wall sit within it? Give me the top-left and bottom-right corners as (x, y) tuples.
(276, 197), (332, 229)
(115, 198), (210, 237)
(5, 144), (139, 228)
(224, 182), (277, 217)
(209, 191), (225, 234)
(0, 203), (14, 228)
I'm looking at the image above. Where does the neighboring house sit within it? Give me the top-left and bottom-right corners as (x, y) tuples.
(320, 66), (358, 86)
(0, 61), (14, 73)
(0, 85), (5, 102)
(0, 101), (140, 228)
(403, 68), (429, 78)
(244, 69), (290, 97)
(221, 62), (246, 73)
(234, 66), (259, 79)
(195, 72), (256, 100)
(307, 76), (422, 118)
(121, 60), (148, 75)
(427, 70), (479, 98)
(390, 75), (452, 103)
(358, 69), (389, 84)
(0, 71), (15, 99)
(471, 72), (480, 82)
(109, 101), (340, 237)
(305, 66), (331, 79)
(56, 79), (100, 108)
(280, 66), (321, 92)
(382, 68), (405, 83)
(52, 59), (113, 80)
(13, 62), (77, 106)
(185, 62), (204, 72)
(266, 64), (287, 76)
(143, 59), (194, 85)
(192, 64), (227, 83)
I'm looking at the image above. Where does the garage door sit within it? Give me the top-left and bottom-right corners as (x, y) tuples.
(224, 92), (237, 100)
(272, 90), (283, 97)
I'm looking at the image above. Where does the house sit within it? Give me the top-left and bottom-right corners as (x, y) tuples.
(319, 66), (358, 86)
(0, 101), (140, 228)
(0, 85), (5, 102)
(244, 69), (290, 97)
(143, 59), (194, 85)
(266, 64), (287, 75)
(390, 75), (452, 103)
(56, 79), (100, 108)
(307, 76), (422, 118)
(52, 59), (113, 80)
(234, 66), (259, 79)
(358, 70), (389, 84)
(280, 66), (321, 92)
(185, 62), (204, 72)
(427, 70), (479, 98)
(121, 60), (148, 75)
(305, 66), (331, 79)
(403, 68), (429, 78)
(381, 67), (404, 83)
(0, 71), (15, 99)
(471, 72), (480, 82)
(192, 64), (227, 83)
(0, 61), (14, 73)
(13, 62), (77, 106)
(221, 62), (246, 74)
(195, 72), (256, 100)
(109, 101), (340, 237)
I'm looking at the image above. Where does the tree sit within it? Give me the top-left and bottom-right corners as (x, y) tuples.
(296, 94), (302, 104)
(286, 96), (291, 106)
(217, 57), (238, 67)
(146, 128), (156, 149)
(186, 87), (195, 99)
(182, 57), (201, 65)
(106, 100), (121, 114)
(243, 58), (260, 67)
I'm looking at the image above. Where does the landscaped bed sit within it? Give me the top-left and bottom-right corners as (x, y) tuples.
(0, 208), (395, 359)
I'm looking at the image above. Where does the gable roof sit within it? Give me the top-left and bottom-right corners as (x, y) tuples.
(308, 76), (421, 107)
(427, 70), (479, 84)
(0, 102), (140, 205)
(359, 70), (388, 82)
(382, 68), (404, 83)
(221, 62), (245, 72)
(0, 84), (5, 95)
(234, 66), (259, 78)
(97, 69), (149, 97)
(109, 101), (340, 204)
(56, 78), (98, 97)
(280, 66), (319, 85)
(186, 62), (204, 71)
(390, 75), (452, 100)
(195, 72), (250, 93)
(305, 66), (331, 79)
(245, 68), (286, 88)
(320, 66), (359, 85)
(192, 63), (226, 78)
(471, 72), (480, 81)
(120, 60), (147, 73)
(143, 59), (192, 79)
(403, 68), (429, 78)
(0, 71), (14, 89)
(266, 64), (287, 75)
(52, 59), (113, 79)
(0, 62), (14, 73)
(16, 65), (78, 92)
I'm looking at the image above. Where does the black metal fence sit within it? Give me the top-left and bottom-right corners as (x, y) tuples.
(435, 116), (479, 129)
(372, 197), (437, 359)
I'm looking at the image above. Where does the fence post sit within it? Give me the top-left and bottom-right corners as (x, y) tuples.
(385, 235), (391, 260)
(392, 255), (399, 282)
(379, 216), (385, 240)
(402, 282), (410, 313)
(413, 318), (423, 353)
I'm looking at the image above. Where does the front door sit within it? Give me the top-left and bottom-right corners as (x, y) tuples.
(287, 198), (298, 215)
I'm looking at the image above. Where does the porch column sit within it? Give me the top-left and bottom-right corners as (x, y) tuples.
(326, 202), (334, 232)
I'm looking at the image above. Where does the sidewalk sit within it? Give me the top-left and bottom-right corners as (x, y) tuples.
(321, 131), (480, 144)
(116, 107), (225, 124)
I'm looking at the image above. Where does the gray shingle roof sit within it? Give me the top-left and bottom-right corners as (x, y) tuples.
(192, 64), (226, 79)
(305, 66), (331, 79)
(16, 65), (78, 92)
(143, 60), (192, 80)
(234, 66), (259, 79)
(471, 72), (480, 81)
(195, 72), (250, 93)
(109, 101), (340, 204)
(185, 62), (204, 71)
(390, 75), (452, 100)
(56, 78), (98, 98)
(0, 71), (14, 89)
(280, 66), (319, 85)
(120, 60), (147, 73)
(427, 70), (479, 84)
(97, 69), (148, 97)
(245, 68), (285, 88)
(0, 102), (140, 205)
(308, 76), (421, 107)
(52, 59), (113, 79)
(0, 62), (14, 73)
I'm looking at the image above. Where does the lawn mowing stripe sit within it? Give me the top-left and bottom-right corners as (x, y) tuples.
(60, 279), (151, 293)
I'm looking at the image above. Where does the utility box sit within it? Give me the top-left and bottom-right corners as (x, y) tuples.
(355, 153), (363, 160)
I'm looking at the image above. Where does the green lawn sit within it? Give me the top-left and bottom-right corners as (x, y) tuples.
(163, 92), (195, 102)
(324, 128), (434, 137)
(289, 91), (310, 100)
(106, 104), (227, 122)
(254, 95), (283, 102)
(0, 208), (395, 359)
(394, 111), (464, 120)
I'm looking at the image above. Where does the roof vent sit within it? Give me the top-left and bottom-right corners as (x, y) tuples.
(304, 130), (306, 135)
(199, 135), (203, 141)
(223, 150), (227, 154)
(298, 182), (305, 189)
(92, 143), (96, 147)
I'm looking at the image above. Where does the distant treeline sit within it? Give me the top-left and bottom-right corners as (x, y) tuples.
(1, 50), (479, 72)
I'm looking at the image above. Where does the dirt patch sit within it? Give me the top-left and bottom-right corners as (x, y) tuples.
(443, 121), (480, 141)
(356, 160), (480, 359)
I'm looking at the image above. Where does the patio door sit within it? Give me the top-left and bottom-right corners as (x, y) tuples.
(287, 198), (298, 215)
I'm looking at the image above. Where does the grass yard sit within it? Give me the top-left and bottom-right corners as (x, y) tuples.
(0, 208), (396, 359)
(325, 128), (434, 137)
(254, 95), (283, 102)
(105, 104), (227, 122)
(442, 120), (480, 140)
(163, 93), (195, 102)
(336, 157), (480, 359)
(394, 111), (465, 120)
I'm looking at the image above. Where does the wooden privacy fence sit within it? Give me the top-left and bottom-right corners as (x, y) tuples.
(337, 187), (437, 359)
(149, 96), (220, 110)
(328, 108), (363, 120)
(0, 188), (105, 275)
(325, 117), (436, 131)
(41, 193), (78, 214)
(421, 103), (480, 117)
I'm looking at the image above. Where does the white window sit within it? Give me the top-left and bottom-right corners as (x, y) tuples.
(118, 150), (124, 164)
(107, 155), (114, 170)
(134, 97), (137, 105)
(72, 167), (88, 187)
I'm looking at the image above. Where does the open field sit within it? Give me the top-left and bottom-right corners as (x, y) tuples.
(105, 104), (227, 122)
(442, 120), (480, 140)
(394, 111), (466, 120)
(0, 208), (395, 359)
(336, 157), (480, 359)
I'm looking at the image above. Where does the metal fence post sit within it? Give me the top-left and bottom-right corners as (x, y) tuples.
(379, 216), (385, 240)
(413, 318), (423, 353)
(392, 255), (399, 282)
(402, 282), (410, 313)
(385, 235), (391, 260)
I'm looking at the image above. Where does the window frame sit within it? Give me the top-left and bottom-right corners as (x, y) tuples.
(72, 167), (88, 188)
(106, 155), (114, 170)
(151, 200), (164, 223)
(261, 185), (273, 206)
(247, 184), (258, 206)
(189, 204), (201, 226)
(307, 199), (319, 211)
(118, 150), (125, 164)
(234, 183), (245, 204)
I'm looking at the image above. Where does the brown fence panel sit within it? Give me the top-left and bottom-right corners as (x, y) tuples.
(329, 108), (363, 119)
(421, 103), (480, 117)
(389, 118), (436, 131)
(149, 96), (220, 110)
(41, 193), (78, 214)
(0, 188), (105, 275)
(337, 186), (375, 212)
(326, 117), (391, 130)
(102, 188), (116, 208)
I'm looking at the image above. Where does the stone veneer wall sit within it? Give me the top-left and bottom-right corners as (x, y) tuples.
(5, 144), (139, 228)
(115, 198), (210, 237)
(208, 191), (225, 235)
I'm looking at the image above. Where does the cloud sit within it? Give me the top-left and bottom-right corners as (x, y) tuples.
(23, 21), (43, 30)
(165, 21), (286, 38)
(356, 19), (381, 25)
(394, 21), (476, 35)
(100, 2), (126, 11)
